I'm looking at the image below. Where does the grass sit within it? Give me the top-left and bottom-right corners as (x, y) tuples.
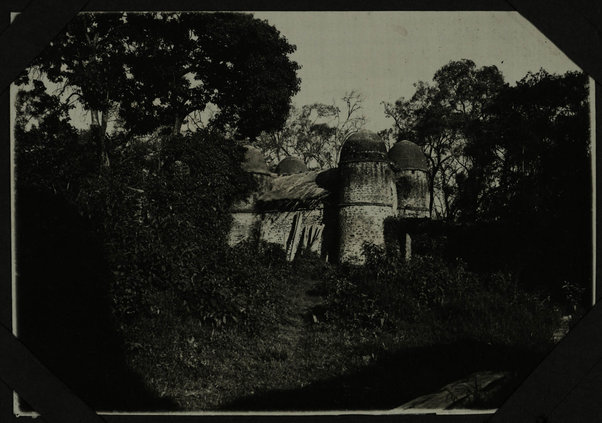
(119, 274), (381, 410)
(116, 256), (557, 411)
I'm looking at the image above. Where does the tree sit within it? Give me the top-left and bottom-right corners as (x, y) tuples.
(118, 13), (300, 139)
(18, 12), (301, 168)
(383, 60), (506, 219)
(256, 91), (366, 169)
(480, 70), (590, 223)
(18, 13), (130, 170)
(384, 63), (590, 303)
(14, 81), (95, 198)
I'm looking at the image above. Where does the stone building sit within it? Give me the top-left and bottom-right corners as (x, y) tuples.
(228, 129), (429, 264)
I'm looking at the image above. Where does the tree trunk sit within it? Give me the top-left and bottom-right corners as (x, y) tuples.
(172, 115), (182, 136)
(91, 109), (110, 171)
(428, 171), (436, 219)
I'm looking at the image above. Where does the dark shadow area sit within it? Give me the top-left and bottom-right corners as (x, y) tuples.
(384, 218), (593, 311)
(15, 187), (176, 411)
(221, 340), (547, 411)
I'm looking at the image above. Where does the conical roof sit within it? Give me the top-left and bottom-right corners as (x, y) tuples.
(339, 129), (388, 163)
(388, 140), (428, 171)
(276, 156), (307, 175)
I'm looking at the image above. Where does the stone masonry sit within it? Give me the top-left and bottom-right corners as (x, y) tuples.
(228, 129), (430, 264)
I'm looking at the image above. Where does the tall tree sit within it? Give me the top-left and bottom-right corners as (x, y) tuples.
(383, 60), (506, 219)
(19, 13), (128, 170)
(117, 12), (300, 140)
(256, 91), (366, 169)
(479, 70), (590, 224)
(14, 81), (95, 198)
(18, 12), (301, 168)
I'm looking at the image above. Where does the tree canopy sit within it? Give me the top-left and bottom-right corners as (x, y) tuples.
(383, 60), (591, 301)
(18, 12), (301, 168)
(256, 91), (366, 169)
(382, 59), (507, 219)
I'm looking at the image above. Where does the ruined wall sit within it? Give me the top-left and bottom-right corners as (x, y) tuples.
(339, 162), (394, 205)
(259, 208), (325, 258)
(395, 169), (429, 218)
(338, 161), (395, 264)
(229, 139), (431, 261)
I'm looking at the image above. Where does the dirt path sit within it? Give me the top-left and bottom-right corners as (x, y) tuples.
(276, 277), (324, 342)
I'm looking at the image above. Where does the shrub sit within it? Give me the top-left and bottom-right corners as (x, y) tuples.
(184, 240), (294, 331)
(320, 245), (561, 349)
(71, 130), (274, 326)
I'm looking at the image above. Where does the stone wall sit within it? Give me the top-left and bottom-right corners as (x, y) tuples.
(228, 145), (430, 263)
(337, 204), (394, 263)
(395, 169), (429, 218)
(339, 161), (395, 205)
(337, 160), (396, 264)
(259, 208), (325, 259)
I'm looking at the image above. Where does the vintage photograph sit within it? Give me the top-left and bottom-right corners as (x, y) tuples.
(11, 11), (593, 413)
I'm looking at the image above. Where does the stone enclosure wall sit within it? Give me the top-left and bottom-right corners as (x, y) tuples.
(339, 161), (395, 206)
(259, 208), (325, 260)
(337, 205), (395, 263)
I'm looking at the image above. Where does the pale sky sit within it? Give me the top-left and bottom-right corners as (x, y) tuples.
(29, 11), (581, 134)
(252, 11), (581, 132)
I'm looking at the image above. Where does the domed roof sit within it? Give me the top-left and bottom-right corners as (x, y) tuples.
(241, 145), (270, 175)
(388, 140), (428, 171)
(339, 129), (388, 163)
(276, 156), (307, 175)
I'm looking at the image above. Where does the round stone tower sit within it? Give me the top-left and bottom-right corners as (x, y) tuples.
(337, 130), (396, 264)
(388, 140), (429, 218)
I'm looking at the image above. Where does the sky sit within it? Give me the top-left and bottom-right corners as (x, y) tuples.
(251, 11), (581, 132)
(14, 11), (581, 134)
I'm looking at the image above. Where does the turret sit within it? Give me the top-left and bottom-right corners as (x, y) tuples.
(388, 140), (429, 260)
(388, 140), (429, 218)
(337, 130), (396, 264)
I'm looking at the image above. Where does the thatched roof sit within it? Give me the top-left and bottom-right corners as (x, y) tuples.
(257, 170), (334, 210)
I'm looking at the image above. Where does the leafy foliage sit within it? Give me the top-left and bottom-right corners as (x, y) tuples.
(19, 12), (301, 170)
(119, 12), (301, 138)
(256, 91), (366, 169)
(320, 245), (561, 350)
(15, 86), (292, 328)
(382, 59), (506, 219)
(15, 81), (97, 198)
(383, 62), (591, 307)
(74, 131), (261, 321)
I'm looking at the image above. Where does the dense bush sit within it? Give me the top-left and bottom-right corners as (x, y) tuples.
(16, 115), (299, 329)
(320, 245), (561, 350)
(184, 241), (294, 330)
(384, 217), (591, 312)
